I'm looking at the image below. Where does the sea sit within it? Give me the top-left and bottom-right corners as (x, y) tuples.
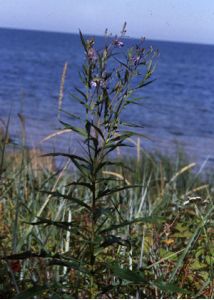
(0, 27), (214, 170)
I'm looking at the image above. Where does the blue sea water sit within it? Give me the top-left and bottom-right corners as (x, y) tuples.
(0, 27), (214, 168)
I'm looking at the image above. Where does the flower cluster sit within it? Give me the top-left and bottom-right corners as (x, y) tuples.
(131, 55), (141, 65)
(112, 39), (124, 48)
(87, 47), (97, 62)
(90, 77), (107, 89)
(86, 39), (97, 62)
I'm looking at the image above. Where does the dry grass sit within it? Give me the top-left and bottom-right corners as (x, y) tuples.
(6, 148), (55, 175)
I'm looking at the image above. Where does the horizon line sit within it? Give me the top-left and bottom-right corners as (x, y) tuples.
(1, 25), (214, 47)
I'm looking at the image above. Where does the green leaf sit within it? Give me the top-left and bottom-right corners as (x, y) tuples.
(25, 217), (78, 231)
(60, 109), (81, 120)
(96, 184), (142, 200)
(66, 181), (93, 191)
(126, 96), (144, 103)
(153, 279), (190, 294)
(14, 286), (48, 299)
(114, 57), (132, 71)
(43, 152), (88, 163)
(124, 69), (129, 83)
(120, 121), (144, 129)
(90, 122), (105, 140)
(1, 250), (49, 260)
(48, 258), (89, 274)
(159, 249), (178, 261)
(169, 204), (214, 282)
(69, 91), (88, 106)
(74, 87), (88, 102)
(106, 133), (131, 144)
(94, 159), (132, 175)
(190, 260), (207, 270)
(43, 152), (90, 176)
(41, 190), (91, 211)
(205, 255), (214, 264)
(136, 79), (156, 89)
(101, 235), (131, 250)
(104, 142), (134, 157)
(175, 223), (189, 232)
(79, 30), (87, 52)
(100, 216), (164, 233)
(119, 130), (151, 140)
(171, 232), (192, 238)
(110, 263), (144, 283)
(125, 101), (144, 106)
(59, 120), (87, 137)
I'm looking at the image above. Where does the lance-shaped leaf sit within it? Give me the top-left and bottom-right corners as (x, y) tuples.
(69, 91), (88, 106)
(105, 133), (130, 145)
(135, 78), (156, 89)
(2, 250), (89, 275)
(104, 141), (134, 157)
(124, 96), (145, 106)
(100, 235), (131, 250)
(106, 133), (133, 143)
(41, 190), (91, 211)
(110, 263), (145, 283)
(59, 120), (87, 137)
(100, 216), (165, 233)
(43, 152), (88, 163)
(104, 132), (135, 149)
(79, 30), (87, 52)
(74, 86), (88, 102)
(84, 137), (100, 156)
(48, 258), (89, 274)
(65, 181), (93, 190)
(96, 176), (126, 184)
(120, 121), (144, 129)
(94, 160), (133, 176)
(1, 250), (49, 260)
(43, 152), (90, 177)
(96, 184), (142, 200)
(124, 69), (129, 83)
(90, 121), (105, 140)
(125, 100), (144, 106)
(119, 130), (151, 140)
(60, 109), (81, 120)
(25, 217), (78, 231)
(113, 57), (132, 71)
(153, 279), (190, 295)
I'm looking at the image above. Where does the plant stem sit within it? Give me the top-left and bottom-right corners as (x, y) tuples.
(90, 179), (96, 298)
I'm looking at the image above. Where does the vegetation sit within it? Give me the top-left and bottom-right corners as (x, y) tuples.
(0, 26), (213, 299)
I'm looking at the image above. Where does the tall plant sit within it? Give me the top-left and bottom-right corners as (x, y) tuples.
(6, 25), (158, 298)
(47, 25), (157, 297)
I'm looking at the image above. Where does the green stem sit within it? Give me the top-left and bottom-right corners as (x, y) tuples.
(90, 180), (96, 298)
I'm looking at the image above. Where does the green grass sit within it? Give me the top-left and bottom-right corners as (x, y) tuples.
(0, 136), (213, 298)
(0, 27), (213, 299)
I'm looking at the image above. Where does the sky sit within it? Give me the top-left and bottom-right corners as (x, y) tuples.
(0, 0), (214, 45)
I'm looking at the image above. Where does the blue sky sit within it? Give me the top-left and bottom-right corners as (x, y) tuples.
(0, 0), (214, 44)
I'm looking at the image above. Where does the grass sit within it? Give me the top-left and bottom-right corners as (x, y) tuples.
(0, 27), (213, 299)
(0, 131), (213, 298)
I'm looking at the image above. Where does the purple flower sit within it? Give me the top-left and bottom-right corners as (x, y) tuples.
(100, 80), (107, 88)
(90, 78), (108, 89)
(87, 47), (97, 62)
(131, 55), (141, 65)
(90, 80), (97, 88)
(112, 39), (124, 48)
